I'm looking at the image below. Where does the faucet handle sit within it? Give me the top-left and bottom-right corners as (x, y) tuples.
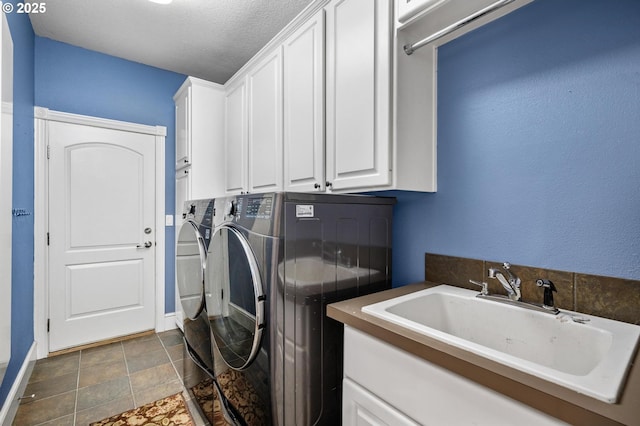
(503, 262), (512, 270)
(536, 279), (559, 312)
(469, 280), (489, 295)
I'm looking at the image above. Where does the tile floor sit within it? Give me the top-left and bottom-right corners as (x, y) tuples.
(13, 330), (206, 426)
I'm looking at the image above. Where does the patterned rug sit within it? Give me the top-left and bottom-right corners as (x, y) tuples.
(90, 392), (194, 426)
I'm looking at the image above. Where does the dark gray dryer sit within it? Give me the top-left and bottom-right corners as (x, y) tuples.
(204, 192), (395, 426)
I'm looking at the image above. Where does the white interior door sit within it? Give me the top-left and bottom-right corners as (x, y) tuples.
(48, 121), (156, 352)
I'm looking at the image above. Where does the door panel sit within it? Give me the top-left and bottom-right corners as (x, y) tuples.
(66, 143), (143, 248)
(48, 121), (156, 352)
(248, 48), (283, 193)
(283, 10), (325, 192)
(225, 79), (248, 195)
(325, 0), (391, 190)
(67, 260), (143, 316)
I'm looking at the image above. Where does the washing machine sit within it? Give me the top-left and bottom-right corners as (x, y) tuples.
(204, 192), (395, 426)
(176, 199), (231, 425)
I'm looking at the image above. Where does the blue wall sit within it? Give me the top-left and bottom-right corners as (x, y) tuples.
(34, 37), (186, 312)
(392, 0), (640, 286)
(1, 0), (35, 405)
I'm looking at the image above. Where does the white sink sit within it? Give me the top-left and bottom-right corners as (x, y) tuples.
(362, 285), (640, 403)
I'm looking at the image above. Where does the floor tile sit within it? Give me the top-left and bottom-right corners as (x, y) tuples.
(23, 371), (78, 403)
(28, 352), (80, 383)
(122, 335), (164, 358)
(130, 362), (179, 395)
(159, 330), (184, 347)
(76, 375), (131, 412)
(79, 358), (127, 388)
(167, 342), (185, 361)
(126, 347), (170, 374)
(80, 342), (124, 368)
(74, 394), (135, 425)
(38, 414), (75, 426)
(133, 379), (184, 407)
(13, 390), (76, 426)
(14, 330), (194, 425)
(173, 358), (185, 379)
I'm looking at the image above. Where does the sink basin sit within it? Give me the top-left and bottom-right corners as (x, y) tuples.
(362, 285), (640, 403)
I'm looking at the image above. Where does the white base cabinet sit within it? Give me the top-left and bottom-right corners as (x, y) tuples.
(343, 326), (567, 426)
(343, 379), (419, 426)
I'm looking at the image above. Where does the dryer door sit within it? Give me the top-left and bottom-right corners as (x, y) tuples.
(205, 225), (265, 370)
(176, 220), (206, 320)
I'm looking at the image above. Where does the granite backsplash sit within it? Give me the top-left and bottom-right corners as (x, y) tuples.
(425, 253), (640, 325)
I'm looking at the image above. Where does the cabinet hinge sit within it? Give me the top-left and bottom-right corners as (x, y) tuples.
(47, 232), (50, 246)
(47, 319), (50, 333)
(46, 145), (50, 159)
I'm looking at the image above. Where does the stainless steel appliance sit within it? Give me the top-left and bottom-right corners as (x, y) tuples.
(205, 192), (394, 425)
(175, 199), (227, 425)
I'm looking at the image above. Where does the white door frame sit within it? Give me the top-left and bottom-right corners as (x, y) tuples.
(33, 107), (167, 359)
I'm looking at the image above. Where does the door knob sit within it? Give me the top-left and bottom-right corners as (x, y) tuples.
(137, 241), (153, 248)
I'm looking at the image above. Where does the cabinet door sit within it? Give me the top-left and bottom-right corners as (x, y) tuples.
(225, 78), (248, 195)
(175, 168), (191, 221)
(248, 48), (283, 193)
(175, 87), (191, 169)
(326, 0), (391, 191)
(343, 379), (419, 426)
(283, 10), (325, 192)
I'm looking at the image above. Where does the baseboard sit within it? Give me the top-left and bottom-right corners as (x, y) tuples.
(160, 313), (177, 333)
(0, 342), (37, 425)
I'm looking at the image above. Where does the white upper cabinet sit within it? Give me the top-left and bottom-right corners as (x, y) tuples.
(173, 77), (225, 199)
(248, 48), (283, 193)
(219, 0), (532, 195)
(325, 0), (392, 192)
(283, 10), (325, 192)
(224, 77), (248, 195)
(174, 87), (190, 169)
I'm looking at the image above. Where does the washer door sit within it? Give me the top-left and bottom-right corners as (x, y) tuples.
(205, 225), (265, 370)
(176, 220), (206, 320)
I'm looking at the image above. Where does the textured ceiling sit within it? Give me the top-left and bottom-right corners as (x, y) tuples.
(29, 0), (314, 84)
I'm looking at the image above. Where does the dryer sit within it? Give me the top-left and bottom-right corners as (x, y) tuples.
(175, 199), (224, 425)
(204, 192), (395, 426)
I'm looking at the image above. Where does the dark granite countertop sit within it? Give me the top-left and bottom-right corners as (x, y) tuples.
(327, 282), (640, 426)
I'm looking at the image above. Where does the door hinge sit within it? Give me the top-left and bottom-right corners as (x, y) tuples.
(46, 145), (50, 159)
(47, 232), (50, 246)
(47, 319), (50, 333)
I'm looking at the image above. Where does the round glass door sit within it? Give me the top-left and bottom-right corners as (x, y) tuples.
(205, 225), (265, 370)
(176, 221), (206, 320)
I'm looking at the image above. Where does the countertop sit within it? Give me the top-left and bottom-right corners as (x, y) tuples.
(327, 282), (640, 426)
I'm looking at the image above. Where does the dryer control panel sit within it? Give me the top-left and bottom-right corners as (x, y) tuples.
(243, 196), (274, 219)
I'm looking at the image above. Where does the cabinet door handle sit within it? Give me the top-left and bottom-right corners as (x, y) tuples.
(136, 241), (153, 248)
(184, 169), (189, 174)
(325, 181), (333, 188)
(314, 183), (321, 189)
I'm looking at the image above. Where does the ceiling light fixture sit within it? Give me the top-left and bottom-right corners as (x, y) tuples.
(148, 0), (173, 4)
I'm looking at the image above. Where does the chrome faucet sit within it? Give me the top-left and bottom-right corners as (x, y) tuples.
(468, 262), (559, 315)
(488, 262), (521, 301)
